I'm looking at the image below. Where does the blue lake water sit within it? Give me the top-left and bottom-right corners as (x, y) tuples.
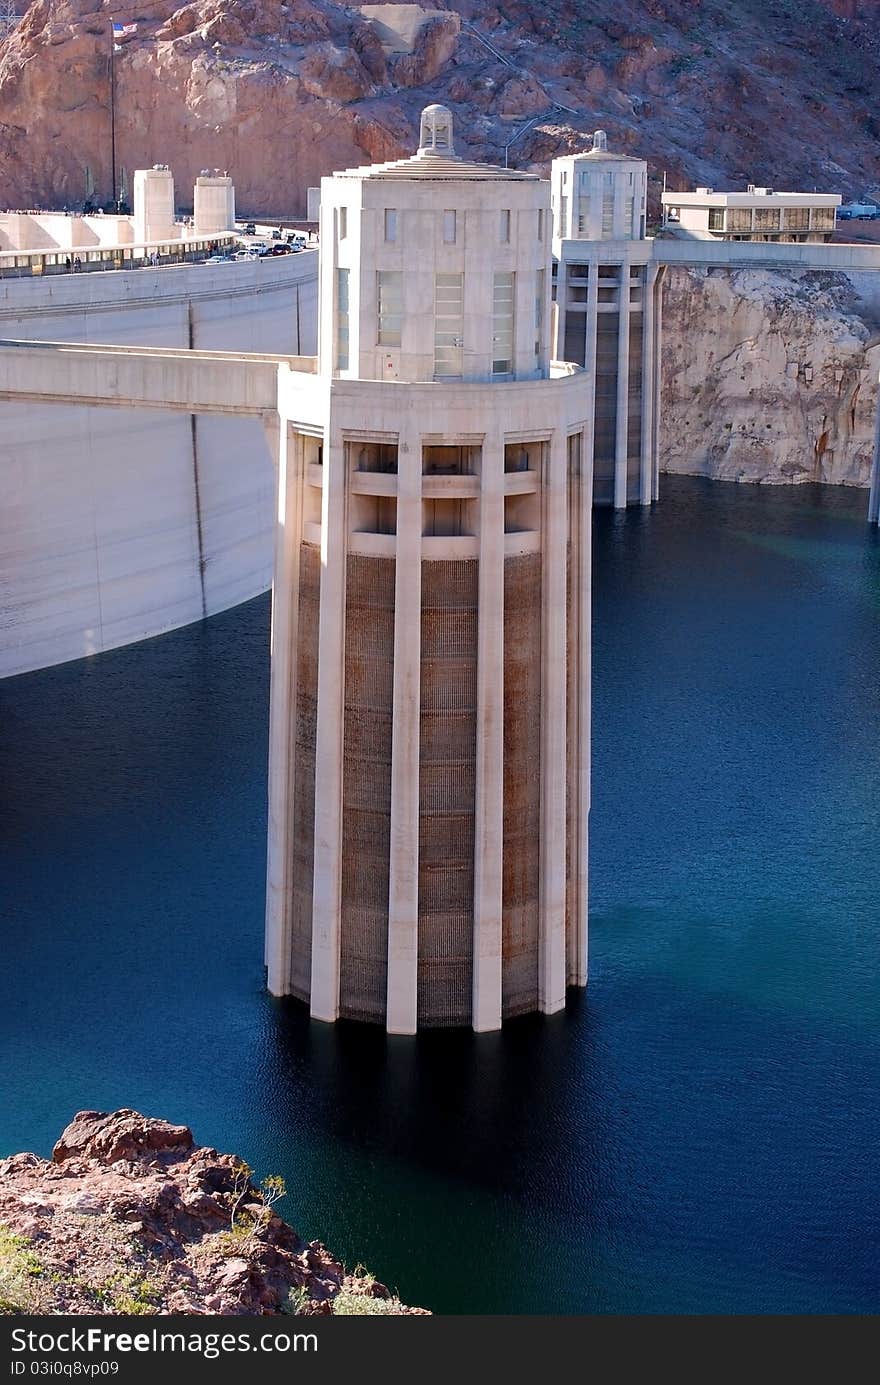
(1, 475), (878, 1313)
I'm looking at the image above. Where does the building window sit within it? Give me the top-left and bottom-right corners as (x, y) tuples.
(492, 271), (515, 375)
(754, 206), (781, 232)
(336, 267), (349, 371)
(577, 195), (590, 235)
(442, 209), (456, 244)
(811, 207), (835, 231)
(537, 207), (544, 241)
(560, 195), (568, 232)
(784, 207), (809, 231)
(434, 273), (463, 378)
(384, 208), (398, 243)
(708, 208), (724, 231)
(500, 209), (511, 243)
(377, 270), (402, 347)
(534, 268), (545, 362)
(602, 171), (615, 237)
(339, 206), (347, 240)
(726, 207), (752, 232)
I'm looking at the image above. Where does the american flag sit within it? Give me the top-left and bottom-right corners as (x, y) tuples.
(112, 21), (137, 36)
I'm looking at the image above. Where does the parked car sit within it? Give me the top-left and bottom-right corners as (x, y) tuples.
(203, 254), (233, 264)
(269, 243), (293, 255)
(243, 222), (256, 236)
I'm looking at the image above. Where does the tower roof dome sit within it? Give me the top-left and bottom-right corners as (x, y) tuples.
(418, 104), (455, 157)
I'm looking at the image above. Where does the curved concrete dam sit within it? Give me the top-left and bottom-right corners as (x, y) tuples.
(0, 255), (318, 678)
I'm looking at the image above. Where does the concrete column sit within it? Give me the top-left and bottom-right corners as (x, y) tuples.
(614, 264), (631, 509)
(585, 259), (599, 501)
(309, 425), (347, 1023)
(386, 426), (423, 1034)
(265, 417), (302, 994)
(565, 423), (592, 989)
(869, 369), (880, 524)
(539, 429), (568, 1014)
(472, 427), (505, 1031)
(639, 265), (658, 507)
(554, 257), (568, 362)
(652, 267), (666, 502)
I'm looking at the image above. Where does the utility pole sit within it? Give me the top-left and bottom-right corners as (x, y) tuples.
(503, 114), (542, 169)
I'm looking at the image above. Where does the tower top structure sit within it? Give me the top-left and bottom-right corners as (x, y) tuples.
(319, 103), (552, 384)
(551, 131), (648, 243)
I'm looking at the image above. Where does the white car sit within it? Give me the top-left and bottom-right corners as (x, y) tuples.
(203, 254), (233, 265)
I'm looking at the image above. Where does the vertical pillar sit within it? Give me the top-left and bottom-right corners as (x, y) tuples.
(265, 414), (302, 994)
(585, 257), (599, 502)
(614, 262), (631, 509)
(554, 257), (568, 363)
(566, 421), (592, 989)
(652, 266), (666, 502)
(539, 430), (568, 1013)
(386, 425), (422, 1034)
(472, 427), (505, 1031)
(869, 369), (880, 524)
(640, 264), (658, 507)
(309, 425), (347, 1023)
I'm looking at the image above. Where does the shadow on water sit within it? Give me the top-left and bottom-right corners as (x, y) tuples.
(2, 476), (880, 1313)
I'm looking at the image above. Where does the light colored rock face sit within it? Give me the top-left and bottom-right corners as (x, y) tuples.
(2, 0), (880, 215)
(660, 266), (880, 487)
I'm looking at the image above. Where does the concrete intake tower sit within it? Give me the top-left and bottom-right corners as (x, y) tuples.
(264, 107), (590, 1032)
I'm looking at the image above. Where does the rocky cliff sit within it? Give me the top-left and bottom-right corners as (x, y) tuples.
(0, 1110), (427, 1314)
(660, 267), (880, 486)
(1, 0), (879, 214)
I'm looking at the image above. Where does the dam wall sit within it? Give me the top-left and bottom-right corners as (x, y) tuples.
(0, 254), (318, 677)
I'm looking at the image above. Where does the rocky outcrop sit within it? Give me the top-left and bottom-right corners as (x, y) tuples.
(660, 267), (880, 486)
(1, 0), (880, 215)
(0, 1110), (428, 1315)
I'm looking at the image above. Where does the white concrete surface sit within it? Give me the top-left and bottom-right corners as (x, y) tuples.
(0, 254), (318, 678)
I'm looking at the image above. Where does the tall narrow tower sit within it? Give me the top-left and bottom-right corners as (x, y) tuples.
(265, 107), (590, 1032)
(551, 132), (663, 507)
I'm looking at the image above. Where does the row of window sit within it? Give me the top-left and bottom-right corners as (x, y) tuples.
(337, 206), (544, 245)
(701, 206), (836, 232)
(338, 269), (546, 375)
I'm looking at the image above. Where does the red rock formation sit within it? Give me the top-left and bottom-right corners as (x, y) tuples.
(0, 0), (878, 214)
(0, 1109), (428, 1314)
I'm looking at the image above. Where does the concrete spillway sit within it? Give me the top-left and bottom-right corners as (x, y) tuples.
(0, 255), (317, 678)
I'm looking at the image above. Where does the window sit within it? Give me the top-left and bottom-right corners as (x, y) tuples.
(726, 207), (752, 232)
(707, 208), (724, 231)
(500, 209), (511, 243)
(577, 195), (590, 235)
(336, 267), (349, 371)
(442, 209), (456, 244)
(537, 208), (544, 241)
(784, 207), (809, 231)
(339, 206), (347, 240)
(492, 271), (515, 375)
(560, 196), (568, 232)
(434, 273), (463, 378)
(377, 270), (402, 347)
(602, 171), (615, 237)
(384, 208), (398, 243)
(754, 206), (781, 231)
(534, 268), (545, 362)
(811, 207), (835, 230)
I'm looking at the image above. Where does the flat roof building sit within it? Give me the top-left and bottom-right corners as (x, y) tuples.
(661, 186), (841, 243)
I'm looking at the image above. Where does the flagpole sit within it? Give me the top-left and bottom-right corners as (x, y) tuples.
(109, 18), (117, 211)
